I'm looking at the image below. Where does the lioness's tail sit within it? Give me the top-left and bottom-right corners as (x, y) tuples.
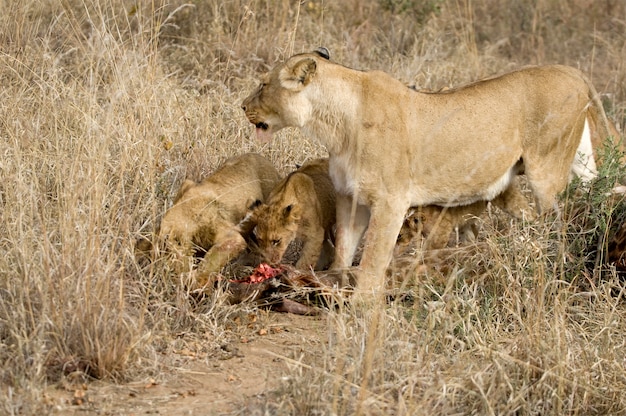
(583, 73), (624, 165)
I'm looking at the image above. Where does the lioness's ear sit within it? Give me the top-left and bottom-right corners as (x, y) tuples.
(314, 47), (330, 60)
(279, 58), (317, 91)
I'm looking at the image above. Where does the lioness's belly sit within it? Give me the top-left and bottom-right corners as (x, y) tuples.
(412, 165), (517, 207)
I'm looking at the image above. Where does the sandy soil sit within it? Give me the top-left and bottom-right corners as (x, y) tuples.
(45, 313), (326, 415)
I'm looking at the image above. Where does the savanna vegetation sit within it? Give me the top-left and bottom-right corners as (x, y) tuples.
(1, 0), (625, 414)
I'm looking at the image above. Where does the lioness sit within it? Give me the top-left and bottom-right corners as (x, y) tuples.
(242, 48), (616, 292)
(157, 153), (280, 282)
(249, 158), (336, 270)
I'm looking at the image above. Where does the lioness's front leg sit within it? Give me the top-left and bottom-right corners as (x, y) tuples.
(331, 193), (370, 269)
(356, 200), (407, 292)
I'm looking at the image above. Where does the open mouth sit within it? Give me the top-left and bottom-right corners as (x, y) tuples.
(253, 121), (272, 143)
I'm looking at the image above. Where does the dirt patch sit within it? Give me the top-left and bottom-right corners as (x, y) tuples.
(45, 313), (326, 415)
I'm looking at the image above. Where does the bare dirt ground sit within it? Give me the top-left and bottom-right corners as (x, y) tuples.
(45, 313), (326, 415)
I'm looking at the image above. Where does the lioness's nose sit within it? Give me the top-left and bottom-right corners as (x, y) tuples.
(241, 104), (247, 111)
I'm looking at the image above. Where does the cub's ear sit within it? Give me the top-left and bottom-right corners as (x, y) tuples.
(247, 199), (263, 211)
(173, 179), (196, 203)
(282, 204), (301, 222)
(282, 204), (293, 218)
(134, 235), (154, 262)
(279, 57), (317, 91)
(238, 199), (264, 237)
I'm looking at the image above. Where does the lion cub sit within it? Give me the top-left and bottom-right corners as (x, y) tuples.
(155, 153), (280, 279)
(250, 158), (336, 270)
(396, 178), (535, 252)
(396, 203), (486, 253)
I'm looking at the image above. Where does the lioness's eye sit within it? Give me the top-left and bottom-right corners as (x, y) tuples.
(271, 239), (281, 246)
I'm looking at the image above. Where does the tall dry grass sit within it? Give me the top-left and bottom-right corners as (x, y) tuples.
(1, 0), (625, 414)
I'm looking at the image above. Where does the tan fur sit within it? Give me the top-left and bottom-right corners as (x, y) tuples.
(242, 49), (618, 292)
(157, 153), (280, 281)
(608, 221), (626, 272)
(397, 177), (536, 251)
(251, 158), (336, 270)
(396, 204), (486, 253)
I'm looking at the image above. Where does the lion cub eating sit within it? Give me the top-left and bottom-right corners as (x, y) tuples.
(250, 158), (336, 270)
(157, 153), (280, 280)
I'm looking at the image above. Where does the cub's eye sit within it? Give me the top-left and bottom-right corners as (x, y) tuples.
(271, 239), (281, 246)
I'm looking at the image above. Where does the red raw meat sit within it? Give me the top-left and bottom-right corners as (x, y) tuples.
(231, 263), (282, 284)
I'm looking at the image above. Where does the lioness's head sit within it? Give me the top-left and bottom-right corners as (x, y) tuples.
(241, 47), (330, 142)
(250, 201), (302, 265)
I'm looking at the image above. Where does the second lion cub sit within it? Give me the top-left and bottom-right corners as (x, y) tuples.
(250, 158), (336, 270)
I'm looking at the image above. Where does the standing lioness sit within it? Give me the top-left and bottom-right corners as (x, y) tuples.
(242, 48), (616, 293)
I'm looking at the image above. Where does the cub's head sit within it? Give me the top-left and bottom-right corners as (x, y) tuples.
(158, 206), (211, 261)
(156, 180), (218, 272)
(396, 208), (424, 248)
(157, 214), (197, 273)
(250, 200), (302, 265)
(241, 47), (330, 142)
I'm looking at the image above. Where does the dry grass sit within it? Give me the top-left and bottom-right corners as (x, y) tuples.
(1, 0), (625, 414)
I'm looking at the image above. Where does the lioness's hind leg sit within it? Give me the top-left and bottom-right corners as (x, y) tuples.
(524, 170), (571, 215)
(523, 158), (574, 215)
(523, 119), (586, 214)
